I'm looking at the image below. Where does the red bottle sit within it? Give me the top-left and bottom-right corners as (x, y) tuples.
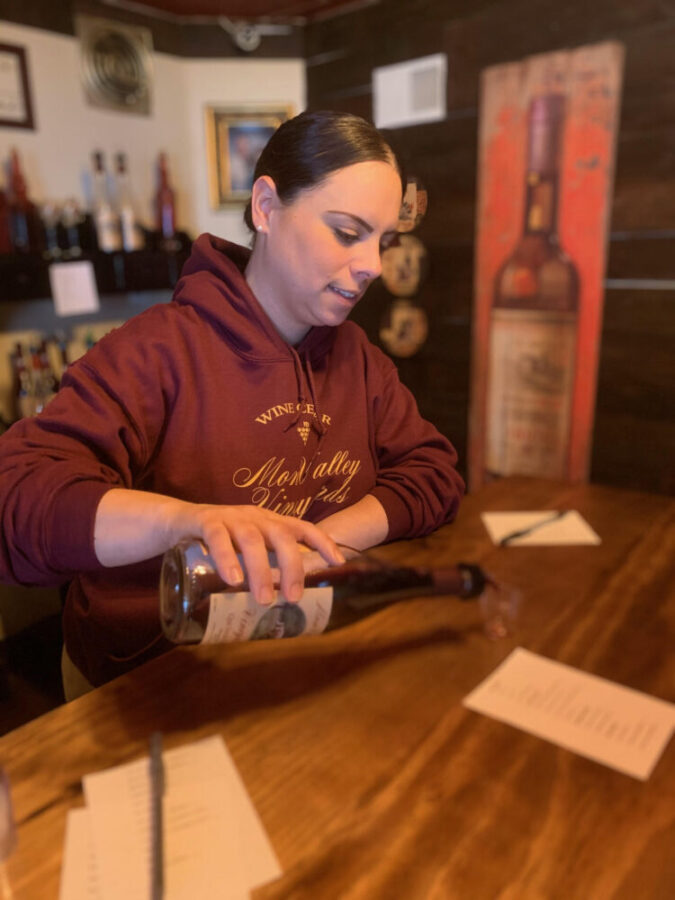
(10, 343), (34, 419)
(155, 152), (177, 248)
(0, 184), (11, 255)
(7, 149), (42, 254)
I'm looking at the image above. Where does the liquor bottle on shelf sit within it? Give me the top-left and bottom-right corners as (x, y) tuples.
(159, 539), (496, 645)
(37, 339), (58, 402)
(40, 202), (62, 260)
(26, 344), (54, 415)
(6, 149), (42, 255)
(114, 152), (144, 252)
(10, 343), (34, 420)
(91, 151), (122, 253)
(485, 93), (579, 480)
(0, 182), (11, 255)
(54, 332), (69, 386)
(60, 199), (83, 258)
(154, 152), (178, 250)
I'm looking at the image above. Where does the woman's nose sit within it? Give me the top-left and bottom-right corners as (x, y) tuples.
(352, 238), (382, 281)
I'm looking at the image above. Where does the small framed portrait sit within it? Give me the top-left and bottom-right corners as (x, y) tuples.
(205, 106), (292, 207)
(0, 43), (35, 129)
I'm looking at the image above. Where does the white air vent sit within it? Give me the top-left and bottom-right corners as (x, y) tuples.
(373, 54), (447, 129)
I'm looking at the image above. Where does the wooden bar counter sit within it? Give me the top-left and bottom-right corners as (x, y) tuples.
(1, 477), (674, 898)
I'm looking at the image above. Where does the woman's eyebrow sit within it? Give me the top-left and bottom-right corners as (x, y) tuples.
(326, 210), (373, 233)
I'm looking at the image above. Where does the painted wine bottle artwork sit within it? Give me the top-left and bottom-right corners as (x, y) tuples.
(470, 42), (624, 488)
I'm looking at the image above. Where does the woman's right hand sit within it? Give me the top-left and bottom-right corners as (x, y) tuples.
(94, 489), (345, 606)
(177, 502), (345, 605)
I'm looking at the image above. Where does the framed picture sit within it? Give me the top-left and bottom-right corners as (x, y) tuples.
(205, 106), (292, 207)
(0, 43), (35, 129)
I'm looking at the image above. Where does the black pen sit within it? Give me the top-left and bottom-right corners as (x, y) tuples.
(149, 732), (165, 900)
(499, 510), (567, 546)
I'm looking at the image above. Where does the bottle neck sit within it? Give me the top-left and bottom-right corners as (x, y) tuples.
(9, 154), (28, 203)
(305, 557), (485, 600)
(157, 157), (172, 194)
(523, 172), (559, 237)
(523, 95), (564, 238)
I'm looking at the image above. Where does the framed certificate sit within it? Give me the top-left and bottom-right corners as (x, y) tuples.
(0, 43), (35, 129)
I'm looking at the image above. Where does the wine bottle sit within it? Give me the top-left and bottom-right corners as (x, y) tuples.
(37, 339), (58, 405)
(54, 331), (69, 386)
(0, 183), (11, 255)
(10, 343), (34, 420)
(114, 152), (144, 252)
(60, 198), (83, 258)
(154, 152), (178, 250)
(91, 151), (122, 253)
(26, 344), (50, 415)
(485, 94), (579, 480)
(159, 540), (488, 645)
(6, 149), (42, 255)
(40, 202), (62, 260)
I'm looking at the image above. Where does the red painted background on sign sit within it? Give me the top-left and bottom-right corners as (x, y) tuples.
(469, 42), (624, 489)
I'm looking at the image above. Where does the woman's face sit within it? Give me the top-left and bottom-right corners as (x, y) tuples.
(253, 160), (402, 344)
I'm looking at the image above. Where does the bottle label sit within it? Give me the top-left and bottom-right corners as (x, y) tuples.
(95, 209), (122, 253)
(202, 587), (333, 643)
(120, 209), (142, 251)
(485, 308), (577, 478)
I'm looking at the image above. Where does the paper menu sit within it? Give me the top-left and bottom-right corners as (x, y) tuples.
(59, 809), (100, 900)
(60, 735), (281, 900)
(463, 648), (675, 780)
(49, 261), (100, 317)
(481, 510), (601, 546)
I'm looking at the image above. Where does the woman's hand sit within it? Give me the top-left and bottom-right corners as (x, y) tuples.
(94, 489), (345, 605)
(179, 503), (345, 605)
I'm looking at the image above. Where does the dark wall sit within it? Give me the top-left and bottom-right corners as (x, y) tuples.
(0, 0), (304, 57)
(304, 0), (675, 495)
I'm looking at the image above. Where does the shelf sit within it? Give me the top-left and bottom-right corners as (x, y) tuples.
(0, 233), (192, 302)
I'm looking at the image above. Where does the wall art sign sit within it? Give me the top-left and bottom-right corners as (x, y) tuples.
(205, 106), (292, 207)
(0, 43), (35, 129)
(469, 41), (624, 489)
(381, 234), (429, 298)
(76, 16), (153, 116)
(379, 299), (429, 359)
(398, 175), (428, 233)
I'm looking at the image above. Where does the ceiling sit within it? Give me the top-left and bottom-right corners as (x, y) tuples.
(102, 0), (378, 23)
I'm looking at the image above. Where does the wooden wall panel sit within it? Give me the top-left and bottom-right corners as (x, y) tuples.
(593, 289), (675, 494)
(305, 0), (675, 495)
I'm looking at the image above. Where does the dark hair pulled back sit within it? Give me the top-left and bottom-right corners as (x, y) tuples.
(243, 109), (405, 233)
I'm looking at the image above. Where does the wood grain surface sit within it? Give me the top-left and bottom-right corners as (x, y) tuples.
(1, 477), (673, 899)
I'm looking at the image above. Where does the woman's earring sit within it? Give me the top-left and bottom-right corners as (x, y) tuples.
(256, 225), (263, 233)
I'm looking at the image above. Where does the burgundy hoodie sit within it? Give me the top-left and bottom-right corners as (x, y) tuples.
(0, 235), (464, 684)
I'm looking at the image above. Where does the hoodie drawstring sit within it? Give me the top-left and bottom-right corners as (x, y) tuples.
(284, 347), (327, 439)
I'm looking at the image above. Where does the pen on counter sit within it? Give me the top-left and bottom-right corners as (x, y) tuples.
(149, 732), (165, 900)
(499, 510), (568, 546)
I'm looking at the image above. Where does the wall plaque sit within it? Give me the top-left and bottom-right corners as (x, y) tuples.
(76, 16), (153, 116)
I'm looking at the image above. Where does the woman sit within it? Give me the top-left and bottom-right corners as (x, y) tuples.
(0, 111), (464, 695)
